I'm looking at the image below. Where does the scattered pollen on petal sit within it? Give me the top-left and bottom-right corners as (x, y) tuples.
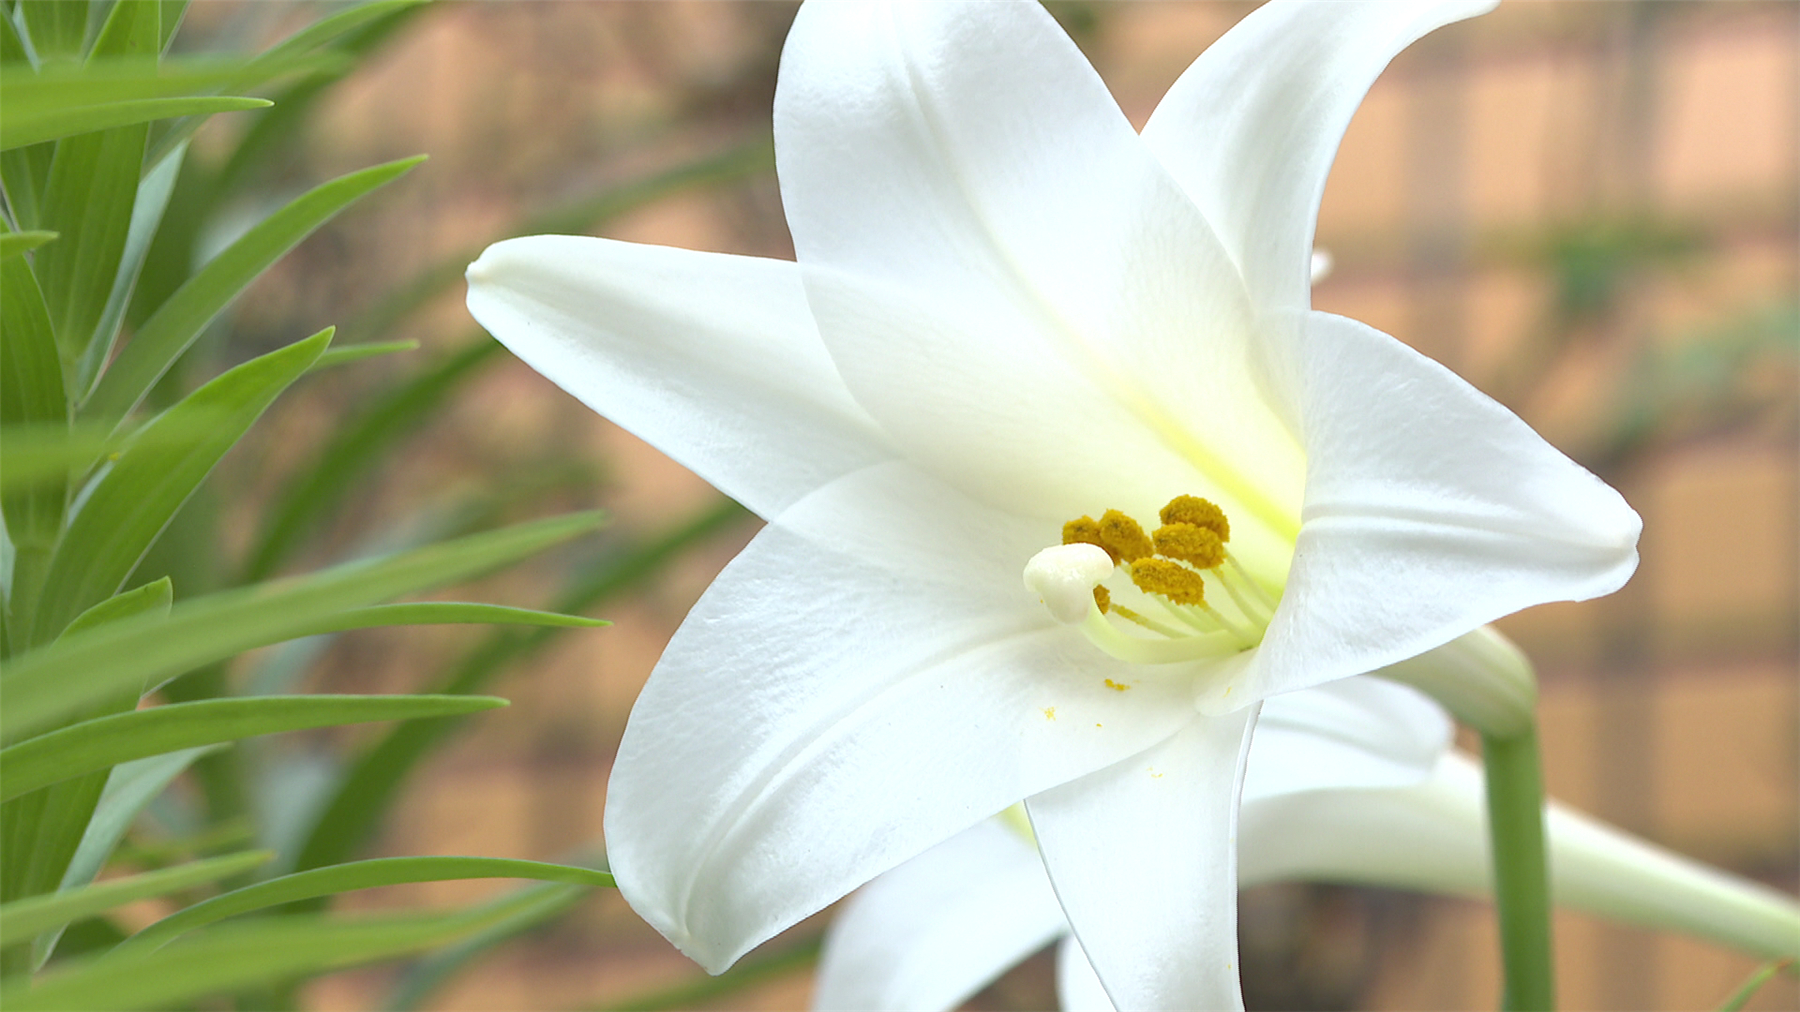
(1160, 495), (1230, 542)
(1130, 557), (1207, 606)
(1043, 706), (1056, 720)
(1153, 522), (1225, 569)
(1098, 510), (1154, 562)
(1103, 678), (1130, 692)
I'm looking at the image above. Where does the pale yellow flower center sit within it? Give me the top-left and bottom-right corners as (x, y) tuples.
(1024, 495), (1279, 666)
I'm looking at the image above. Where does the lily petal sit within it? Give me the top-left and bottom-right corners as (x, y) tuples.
(1215, 311), (1641, 709)
(606, 463), (1199, 971)
(1028, 708), (1259, 1012)
(812, 820), (1065, 1012)
(1247, 677), (1451, 799)
(1239, 753), (1800, 960)
(1057, 936), (1119, 1012)
(774, 0), (1303, 550)
(465, 235), (891, 518)
(1142, 0), (1496, 314)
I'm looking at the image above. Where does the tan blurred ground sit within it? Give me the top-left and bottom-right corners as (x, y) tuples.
(178, 2), (1797, 1010)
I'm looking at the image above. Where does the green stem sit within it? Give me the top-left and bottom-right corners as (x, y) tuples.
(1484, 725), (1556, 1011)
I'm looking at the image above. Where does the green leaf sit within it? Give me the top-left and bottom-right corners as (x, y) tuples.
(0, 580), (175, 920)
(0, 694), (508, 802)
(0, 851), (271, 948)
(31, 328), (332, 646)
(1717, 958), (1794, 1012)
(0, 232), (57, 260)
(18, 1), (89, 63)
(245, 340), (496, 581)
(0, 510), (605, 740)
(60, 746), (222, 893)
(29, 0), (160, 372)
(293, 602), (608, 637)
(123, 856), (612, 953)
(293, 500), (738, 877)
(0, 249), (70, 642)
(81, 156), (424, 424)
(384, 880), (589, 1011)
(1, 887), (588, 1012)
(76, 142), (186, 399)
(0, 96), (271, 153)
(253, 0), (430, 68)
(0, 55), (327, 115)
(0, 417), (221, 494)
(308, 339), (418, 372)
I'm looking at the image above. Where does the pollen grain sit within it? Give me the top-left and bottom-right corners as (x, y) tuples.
(1130, 557), (1207, 606)
(1160, 495), (1230, 542)
(1153, 522), (1225, 568)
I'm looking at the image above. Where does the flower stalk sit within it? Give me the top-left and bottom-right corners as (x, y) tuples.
(1485, 724), (1556, 1012)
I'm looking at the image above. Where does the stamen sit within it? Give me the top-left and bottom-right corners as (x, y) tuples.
(1092, 585), (1111, 614)
(1152, 522), (1224, 569)
(1062, 515), (1111, 561)
(1128, 558), (1206, 606)
(1097, 510), (1154, 562)
(1080, 608), (1237, 665)
(1159, 495), (1230, 542)
(1023, 543), (1115, 625)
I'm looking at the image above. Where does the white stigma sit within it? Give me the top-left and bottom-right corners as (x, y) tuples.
(1023, 543), (1114, 624)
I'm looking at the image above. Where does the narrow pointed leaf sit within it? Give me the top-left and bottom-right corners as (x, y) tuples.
(292, 602), (608, 636)
(0, 253), (69, 640)
(0, 850), (270, 947)
(18, 1), (88, 62)
(123, 856), (612, 953)
(0, 694), (508, 802)
(31, 329), (332, 646)
(308, 339), (418, 372)
(0, 511), (605, 739)
(245, 339), (497, 581)
(81, 156), (422, 423)
(0, 232), (57, 260)
(0, 578), (175, 915)
(60, 746), (221, 893)
(1, 97), (270, 152)
(31, 0), (159, 370)
(0, 55), (326, 115)
(385, 880), (590, 1011)
(77, 143), (186, 398)
(1, 889), (583, 1012)
(293, 500), (736, 877)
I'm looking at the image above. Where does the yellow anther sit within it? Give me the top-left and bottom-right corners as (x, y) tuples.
(1153, 522), (1225, 569)
(1129, 558), (1207, 606)
(1097, 510), (1154, 562)
(1062, 515), (1112, 561)
(1159, 495), (1230, 542)
(1093, 585), (1111, 614)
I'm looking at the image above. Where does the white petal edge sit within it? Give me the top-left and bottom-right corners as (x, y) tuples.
(774, 0), (1305, 556)
(813, 821), (1065, 1012)
(1057, 936), (1119, 1012)
(604, 462), (1200, 972)
(1207, 311), (1641, 710)
(1143, 0), (1496, 315)
(1239, 752), (1800, 959)
(1245, 677), (1451, 800)
(1028, 707), (1258, 1012)
(465, 235), (892, 519)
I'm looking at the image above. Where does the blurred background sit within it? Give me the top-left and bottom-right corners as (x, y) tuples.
(133, 1), (1795, 1009)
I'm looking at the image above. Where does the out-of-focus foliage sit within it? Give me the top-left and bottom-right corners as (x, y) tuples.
(0, 1), (758, 1007)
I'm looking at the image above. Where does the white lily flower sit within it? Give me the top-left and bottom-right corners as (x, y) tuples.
(816, 690), (1800, 1012)
(465, 2), (1642, 1008)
